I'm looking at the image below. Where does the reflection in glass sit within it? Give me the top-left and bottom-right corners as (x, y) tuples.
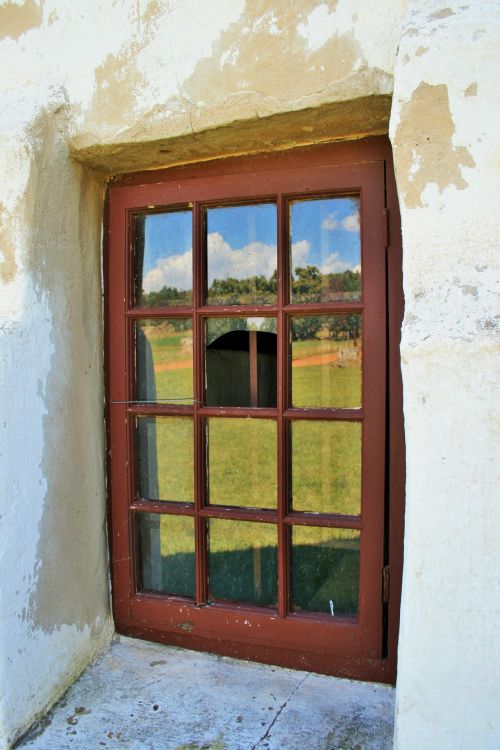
(290, 197), (361, 303)
(135, 417), (194, 502)
(205, 318), (277, 407)
(291, 314), (361, 408)
(135, 210), (192, 307)
(136, 512), (195, 597)
(208, 519), (277, 606)
(205, 203), (277, 305)
(291, 527), (360, 616)
(291, 421), (361, 515)
(207, 418), (277, 508)
(136, 319), (193, 404)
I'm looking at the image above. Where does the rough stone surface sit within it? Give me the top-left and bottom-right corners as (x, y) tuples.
(17, 636), (395, 750)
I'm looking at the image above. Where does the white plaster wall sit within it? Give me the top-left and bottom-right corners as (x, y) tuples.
(390, 2), (500, 748)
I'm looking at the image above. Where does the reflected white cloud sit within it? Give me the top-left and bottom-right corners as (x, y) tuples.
(321, 214), (338, 231)
(290, 239), (309, 268)
(143, 234), (310, 293)
(143, 247), (192, 292)
(319, 251), (356, 275)
(341, 213), (360, 232)
(206, 232), (277, 286)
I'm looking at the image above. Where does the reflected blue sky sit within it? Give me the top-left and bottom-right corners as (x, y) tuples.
(290, 197), (360, 275)
(207, 203), (276, 248)
(139, 197), (360, 293)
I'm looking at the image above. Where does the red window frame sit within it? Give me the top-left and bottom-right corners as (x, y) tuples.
(106, 137), (404, 683)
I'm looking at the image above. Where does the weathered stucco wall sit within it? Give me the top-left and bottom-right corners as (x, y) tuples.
(0, 102), (113, 747)
(390, 2), (500, 748)
(0, 0), (499, 748)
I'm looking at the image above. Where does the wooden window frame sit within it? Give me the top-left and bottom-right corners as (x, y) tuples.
(105, 136), (404, 684)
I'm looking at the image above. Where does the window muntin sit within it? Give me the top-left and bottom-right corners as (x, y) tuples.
(131, 195), (363, 613)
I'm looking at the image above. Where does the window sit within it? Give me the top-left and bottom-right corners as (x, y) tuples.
(107, 139), (404, 682)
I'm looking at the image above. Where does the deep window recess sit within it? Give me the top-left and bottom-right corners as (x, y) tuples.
(107, 138), (404, 683)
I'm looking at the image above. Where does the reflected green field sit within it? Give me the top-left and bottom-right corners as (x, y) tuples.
(137, 324), (361, 613)
(292, 421), (361, 515)
(208, 418), (277, 509)
(138, 322), (193, 403)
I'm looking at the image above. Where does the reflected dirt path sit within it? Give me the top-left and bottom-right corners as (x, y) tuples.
(154, 359), (192, 372)
(153, 352), (346, 372)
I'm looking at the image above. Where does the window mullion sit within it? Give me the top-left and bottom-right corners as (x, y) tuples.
(193, 202), (208, 604)
(277, 193), (289, 618)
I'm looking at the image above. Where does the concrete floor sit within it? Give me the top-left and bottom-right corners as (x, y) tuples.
(17, 636), (395, 750)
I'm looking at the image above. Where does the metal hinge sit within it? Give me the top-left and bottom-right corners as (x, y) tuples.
(383, 208), (390, 248)
(382, 565), (391, 604)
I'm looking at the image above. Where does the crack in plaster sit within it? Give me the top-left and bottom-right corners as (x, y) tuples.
(251, 671), (310, 749)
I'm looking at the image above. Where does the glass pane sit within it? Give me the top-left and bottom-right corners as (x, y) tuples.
(291, 527), (360, 616)
(136, 319), (193, 404)
(135, 417), (194, 502)
(207, 418), (277, 509)
(208, 519), (277, 607)
(205, 203), (277, 305)
(290, 197), (361, 303)
(291, 421), (361, 515)
(205, 317), (277, 407)
(291, 314), (361, 408)
(136, 513), (195, 598)
(135, 210), (192, 307)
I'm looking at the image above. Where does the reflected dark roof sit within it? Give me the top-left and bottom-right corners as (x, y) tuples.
(207, 330), (277, 354)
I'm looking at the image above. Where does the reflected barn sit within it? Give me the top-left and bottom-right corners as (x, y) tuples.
(206, 329), (277, 408)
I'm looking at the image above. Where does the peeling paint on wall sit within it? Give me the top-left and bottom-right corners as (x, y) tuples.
(393, 81), (475, 208)
(91, 2), (163, 127)
(0, 202), (17, 283)
(429, 7), (454, 20)
(0, 0), (43, 41)
(180, 0), (363, 115)
(464, 82), (477, 97)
